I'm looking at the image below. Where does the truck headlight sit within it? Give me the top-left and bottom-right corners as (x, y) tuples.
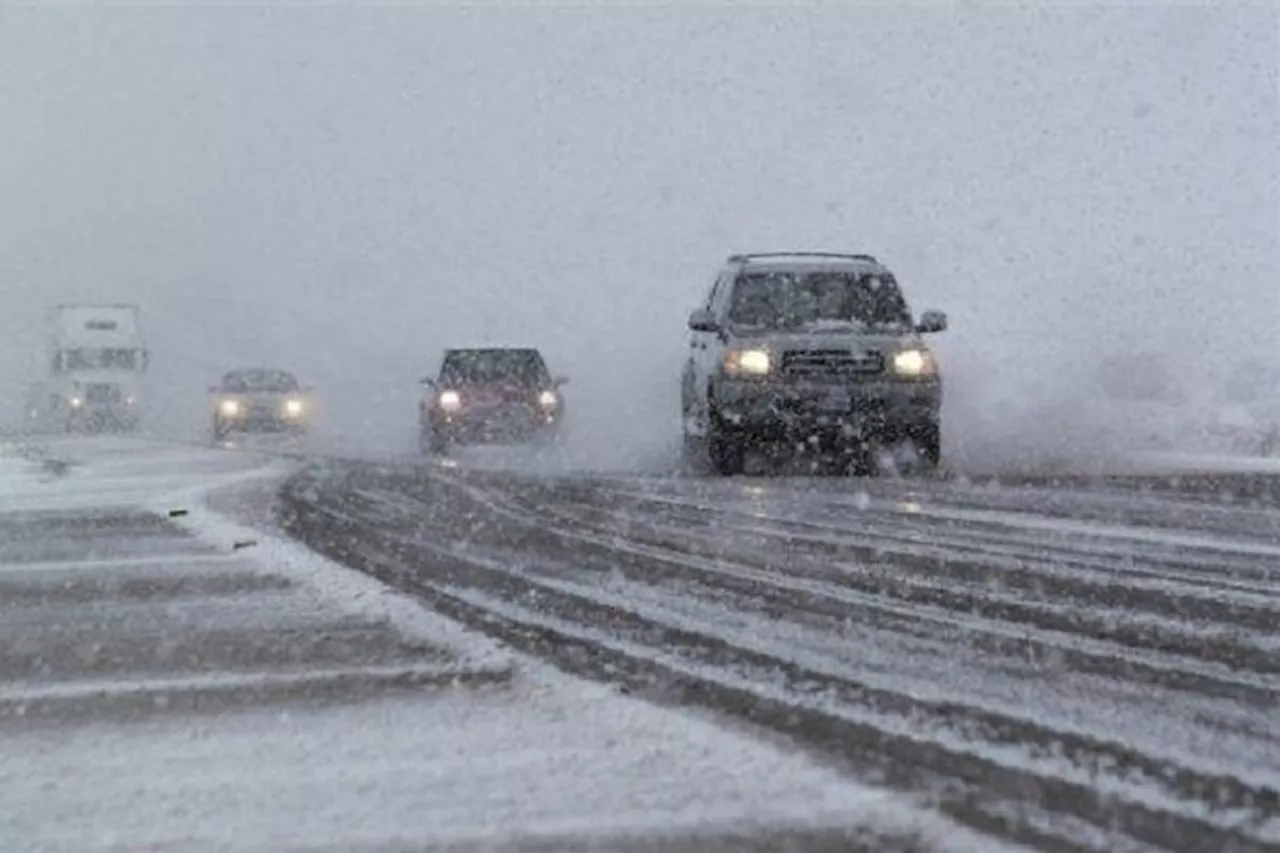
(891, 348), (936, 378)
(283, 398), (305, 417)
(724, 348), (771, 378)
(437, 390), (462, 412)
(219, 399), (241, 417)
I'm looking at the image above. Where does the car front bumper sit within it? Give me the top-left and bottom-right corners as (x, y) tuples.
(216, 413), (308, 432)
(427, 406), (561, 443)
(712, 378), (940, 440)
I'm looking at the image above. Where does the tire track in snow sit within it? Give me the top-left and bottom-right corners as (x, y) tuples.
(278, 463), (1279, 853)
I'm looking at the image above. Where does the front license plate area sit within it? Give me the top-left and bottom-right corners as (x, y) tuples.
(818, 389), (851, 412)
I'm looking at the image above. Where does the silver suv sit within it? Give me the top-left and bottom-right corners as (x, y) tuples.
(681, 252), (947, 475)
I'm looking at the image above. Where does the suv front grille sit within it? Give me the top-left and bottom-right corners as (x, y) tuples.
(780, 349), (883, 379)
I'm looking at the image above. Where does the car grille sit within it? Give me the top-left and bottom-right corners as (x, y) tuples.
(780, 349), (883, 379)
(85, 384), (122, 403)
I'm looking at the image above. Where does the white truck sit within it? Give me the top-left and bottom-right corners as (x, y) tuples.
(27, 304), (150, 433)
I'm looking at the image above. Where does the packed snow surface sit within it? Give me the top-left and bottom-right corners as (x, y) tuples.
(0, 435), (1016, 852)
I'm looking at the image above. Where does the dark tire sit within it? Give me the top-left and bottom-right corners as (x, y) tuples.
(680, 411), (709, 474)
(420, 429), (448, 456)
(707, 423), (746, 476)
(916, 422), (942, 469)
(681, 431), (704, 472)
(211, 419), (229, 443)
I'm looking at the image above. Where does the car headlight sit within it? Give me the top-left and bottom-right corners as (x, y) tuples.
(891, 348), (936, 378)
(69, 397), (83, 409)
(437, 390), (462, 412)
(283, 398), (305, 417)
(219, 399), (241, 417)
(538, 390), (559, 409)
(724, 348), (771, 378)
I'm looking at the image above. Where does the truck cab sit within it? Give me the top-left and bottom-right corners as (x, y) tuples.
(44, 305), (149, 433)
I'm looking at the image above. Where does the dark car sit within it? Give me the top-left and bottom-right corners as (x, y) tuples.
(210, 368), (313, 441)
(682, 252), (947, 475)
(419, 347), (567, 454)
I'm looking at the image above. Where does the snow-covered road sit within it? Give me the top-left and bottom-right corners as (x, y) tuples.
(0, 437), (1005, 852)
(281, 454), (1280, 853)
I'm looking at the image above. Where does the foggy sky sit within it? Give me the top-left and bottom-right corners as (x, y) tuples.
(2, 4), (1276, 466)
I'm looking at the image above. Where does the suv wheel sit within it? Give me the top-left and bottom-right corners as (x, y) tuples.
(707, 422), (746, 476)
(421, 429), (448, 456)
(916, 423), (941, 469)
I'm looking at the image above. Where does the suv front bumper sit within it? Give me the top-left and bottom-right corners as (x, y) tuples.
(712, 378), (940, 440)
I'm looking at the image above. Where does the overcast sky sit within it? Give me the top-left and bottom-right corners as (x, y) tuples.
(1, 3), (1275, 465)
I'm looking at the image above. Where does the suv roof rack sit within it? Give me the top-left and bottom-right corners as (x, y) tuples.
(727, 252), (878, 264)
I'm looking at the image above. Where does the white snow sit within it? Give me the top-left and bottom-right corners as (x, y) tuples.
(1123, 451), (1280, 475)
(2, 689), (1011, 852)
(439, 584), (1280, 846)
(0, 435), (1024, 852)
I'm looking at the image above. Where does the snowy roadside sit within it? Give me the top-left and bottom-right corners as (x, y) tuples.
(0, 436), (1025, 852)
(1121, 450), (1280, 474)
(175, 466), (1026, 853)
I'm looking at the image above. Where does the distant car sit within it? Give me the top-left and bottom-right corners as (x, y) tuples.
(682, 252), (947, 475)
(419, 347), (567, 454)
(210, 369), (312, 441)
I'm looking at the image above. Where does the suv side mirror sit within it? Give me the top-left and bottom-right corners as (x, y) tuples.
(688, 308), (720, 332)
(420, 377), (436, 388)
(552, 376), (569, 387)
(915, 310), (948, 334)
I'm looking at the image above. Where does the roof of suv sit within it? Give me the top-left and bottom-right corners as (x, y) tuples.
(725, 252), (887, 274)
(443, 346), (543, 354)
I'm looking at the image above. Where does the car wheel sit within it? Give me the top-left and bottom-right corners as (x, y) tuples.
(915, 422), (942, 469)
(421, 430), (448, 456)
(707, 422), (746, 476)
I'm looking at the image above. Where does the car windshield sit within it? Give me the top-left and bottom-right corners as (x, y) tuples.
(221, 370), (299, 393)
(728, 271), (912, 331)
(440, 350), (549, 385)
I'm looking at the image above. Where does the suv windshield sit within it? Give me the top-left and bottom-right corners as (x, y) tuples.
(728, 271), (912, 331)
(222, 370), (299, 393)
(441, 349), (549, 385)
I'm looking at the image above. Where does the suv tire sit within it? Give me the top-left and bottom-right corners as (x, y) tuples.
(915, 422), (941, 468)
(421, 429), (448, 456)
(707, 419), (746, 476)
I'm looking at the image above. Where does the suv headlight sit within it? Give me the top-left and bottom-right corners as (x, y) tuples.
(437, 390), (462, 412)
(283, 398), (305, 417)
(891, 348), (936, 378)
(724, 348), (771, 378)
(219, 399), (241, 417)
